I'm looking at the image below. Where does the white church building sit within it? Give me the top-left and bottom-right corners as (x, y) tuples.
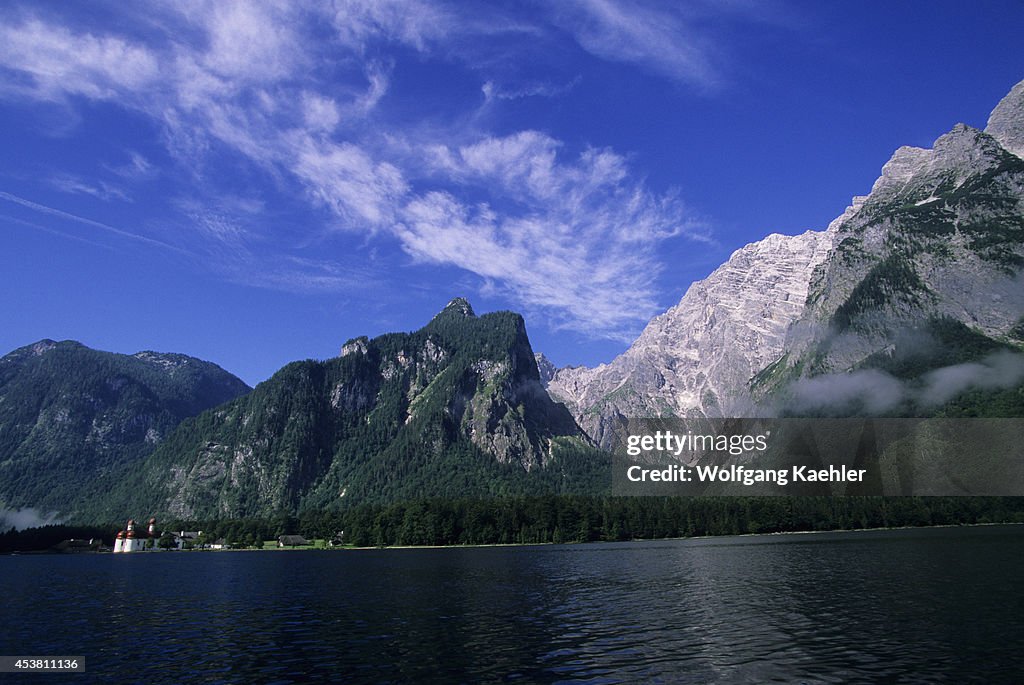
(112, 518), (158, 553)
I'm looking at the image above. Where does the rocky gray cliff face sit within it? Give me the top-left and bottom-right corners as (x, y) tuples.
(544, 78), (1024, 440)
(545, 230), (834, 445)
(767, 86), (1024, 387)
(987, 79), (1024, 158)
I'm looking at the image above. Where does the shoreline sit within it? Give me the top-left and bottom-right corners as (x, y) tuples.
(6, 520), (1021, 556)
(339, 520), (1024, 551)
(68, 521), (1024, 554)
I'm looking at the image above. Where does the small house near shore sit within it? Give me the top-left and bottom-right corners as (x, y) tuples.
(278, 534), (309, 548)
(53, 538), (102, 553)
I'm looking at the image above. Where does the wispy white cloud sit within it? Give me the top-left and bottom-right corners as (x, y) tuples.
(108, 151), (158, 181)
(49, 173), (129, 202)
(222, 253), (385, 294)
(0, 19), (159, 101)
(0, 1), (720, 336)
(185, 209), (249, 246)
(554, 0), (721, 87)
(328, 0), (453, 52)
(400, 131), (704, 336)
(482, 77), (580, 102)
(302, 92), (342, 132)
(291, 137), (408, 228)
(352, 62), (391, 114)
(548, 0), (793, 89)
(194, 1), (302, 82)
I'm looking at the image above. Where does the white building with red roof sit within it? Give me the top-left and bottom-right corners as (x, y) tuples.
(112, 518), (157, 553)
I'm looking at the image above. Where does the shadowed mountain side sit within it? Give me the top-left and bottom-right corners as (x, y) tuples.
(0, 340), (251, 520)
(105, 299), (607, 521)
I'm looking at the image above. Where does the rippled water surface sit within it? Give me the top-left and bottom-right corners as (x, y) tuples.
(3, 525), (1022, 683)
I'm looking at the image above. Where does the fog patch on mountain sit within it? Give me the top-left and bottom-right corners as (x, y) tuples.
(919, 350), (1024, 406)
(783, 369), (906, 415)
(0, 507), (63, 531)
(780, 350), (1024, 415)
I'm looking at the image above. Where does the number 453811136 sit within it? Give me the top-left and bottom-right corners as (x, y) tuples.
(1, 656), (85, 672)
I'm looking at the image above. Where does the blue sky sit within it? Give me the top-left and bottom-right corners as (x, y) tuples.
(2, 1), (1023, 386)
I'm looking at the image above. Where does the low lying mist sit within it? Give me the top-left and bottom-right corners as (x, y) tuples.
(781, 350), (1024, 415)
(0, 507), (64, 531)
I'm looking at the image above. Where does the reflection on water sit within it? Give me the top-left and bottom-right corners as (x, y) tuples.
(2, 525), (1022, 683)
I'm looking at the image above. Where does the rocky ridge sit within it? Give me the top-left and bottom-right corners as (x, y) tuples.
(544, 230), (834, 445)
(0, 340), (251, 519)
(543, 78), (1024, 440)
(768, 84), (1024, 384)
(125, 298), (600, 520)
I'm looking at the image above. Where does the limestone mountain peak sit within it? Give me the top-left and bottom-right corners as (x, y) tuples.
(542, 76), (1024, 444)
(442, 297), (476, 318)
(986, 78), (1024, 158)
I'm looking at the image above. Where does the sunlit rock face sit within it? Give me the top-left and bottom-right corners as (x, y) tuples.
(544, 78), (1024, 444)
(545, 230), (834, 445)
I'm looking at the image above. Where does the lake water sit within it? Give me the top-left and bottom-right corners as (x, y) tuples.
(2, 525), (1022, 683)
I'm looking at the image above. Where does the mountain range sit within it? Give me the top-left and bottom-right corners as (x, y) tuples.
(3, 79), (1024, 523)
(543, 78), (1024, 442)
(2, 303), (606, 522)
(110, 299), (605, 520)
(0, 340), (250, 521)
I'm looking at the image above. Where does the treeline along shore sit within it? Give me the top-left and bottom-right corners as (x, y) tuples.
(3, 496), (1024, 553)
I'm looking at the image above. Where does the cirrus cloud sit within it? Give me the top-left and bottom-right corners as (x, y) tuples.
(0, 0), (731, 339)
